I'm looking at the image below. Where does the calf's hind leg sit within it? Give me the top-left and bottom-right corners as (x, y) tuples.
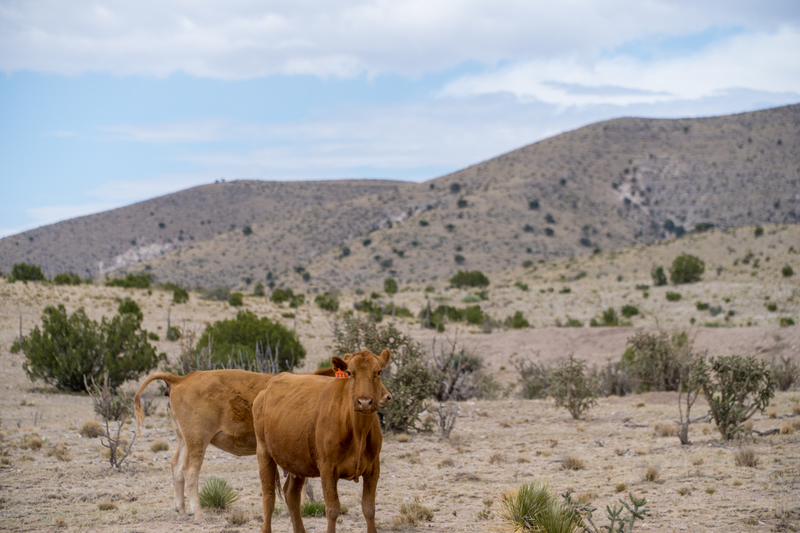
(170, 429), (187, 515)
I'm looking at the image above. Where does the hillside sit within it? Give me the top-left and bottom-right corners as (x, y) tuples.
(1, 103), (798, 292)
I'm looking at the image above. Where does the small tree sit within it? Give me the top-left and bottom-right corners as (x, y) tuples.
(229, 292), (244, 306)
(315, 291), (339, 312)
(651, 266), (667, 286)
(449, 270), (490, 288)
(384, 278), (398, 295)
(669, 254), (705, 284)
(85, 373), (136, 469)
(698, 355), (775, 440)
(623, 331), (690, 392)
(549, 355), (598, 419)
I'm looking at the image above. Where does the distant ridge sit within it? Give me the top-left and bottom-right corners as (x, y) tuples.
(1, 103), (798, 291)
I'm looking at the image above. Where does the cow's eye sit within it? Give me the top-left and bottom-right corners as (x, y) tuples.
(377, 370), (382, 376)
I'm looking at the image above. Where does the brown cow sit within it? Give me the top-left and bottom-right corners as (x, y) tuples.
(253, 349), (391, 533)
(134, 367), (338, 519)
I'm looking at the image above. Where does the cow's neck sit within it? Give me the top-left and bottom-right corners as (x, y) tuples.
(347, 406), (375, 481)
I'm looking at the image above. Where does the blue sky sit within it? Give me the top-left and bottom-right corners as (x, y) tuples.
(1, 1), (799, 238)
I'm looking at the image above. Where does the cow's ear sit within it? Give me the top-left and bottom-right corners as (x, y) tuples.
(378, 349), (390, 369)
(332, 356), (348, 372)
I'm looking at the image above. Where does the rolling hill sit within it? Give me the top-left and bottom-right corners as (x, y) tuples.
(1, 103), (798, 292)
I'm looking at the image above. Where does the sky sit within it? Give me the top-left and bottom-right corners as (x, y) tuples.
(1, 1), (799, 238)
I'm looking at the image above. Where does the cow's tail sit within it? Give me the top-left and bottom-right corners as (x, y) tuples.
(133, 372), (182, 435)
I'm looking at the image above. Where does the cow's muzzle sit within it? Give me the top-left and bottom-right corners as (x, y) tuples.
(356, 396), (375, 412)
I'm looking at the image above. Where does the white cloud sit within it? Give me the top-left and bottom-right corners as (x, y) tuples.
(440, 26), (800, 106)
(100, 120), (230, 143)
(1, 0), (797, 78)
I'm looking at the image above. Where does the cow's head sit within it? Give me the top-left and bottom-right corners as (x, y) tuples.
(331, 349), (392, 414)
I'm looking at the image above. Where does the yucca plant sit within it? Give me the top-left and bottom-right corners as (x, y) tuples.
(498, 481), (578, 532)
(199, 477), (240, 510)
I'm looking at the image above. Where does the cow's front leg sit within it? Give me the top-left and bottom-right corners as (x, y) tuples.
(361, 463), (379, 533)
(319, 466), (341, 533)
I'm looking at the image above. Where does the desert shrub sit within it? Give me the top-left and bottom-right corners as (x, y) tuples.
(195, 310), (305, 372)
(200, 285), (230, 301)
(53, 272), (81, 285)
(623, 331), (691, 392)
(14, 303), (164, 392)
(754, 225), (764, 237)
(635, 284), (650, 291)
(172, 287), (189, 303)
(86, 373), (136, 468)
(11, 262), (45, 282)
(550, 355), (598, 419)
(430, 337), (483, 401)
(651, 266), (667, 286)
(301, 501), (326, 517)
(665, 291), (682, 301)
(105, 273), (152, 289)
(199, 477), (240, 509)
(770, 356), (800, 391)
(80, 420), (102, 438)
(782, 265), (794, 277)
(421, 304), (484, 332)
(696, 301), (710, 310)
(384, 278), (398, 295)
(449, 270), (490, 288)
(780, 317), (795, 327)
(228, 292), (244, 306)
(333, 317), (436, 433)
(270, 287), (294, 304)
(697, 355), (775, 440)
(392, 501), (434, 528)
(621, 304), (639, 318)
(150, 440), (169, 452)
(562, 454), (586, 470)
(166, 326), (181, 341)
(644, 465), (660, 482)
(314, 291), (339, 312)
(594, 360), (635, 397)
(505, 310), (530, 329)
(669, 254), (705, 284)
(734, 448), (758, 468)
(591, 307), (620, 327)
(515, 357), (551, 399)
(766, 302), (778, 312)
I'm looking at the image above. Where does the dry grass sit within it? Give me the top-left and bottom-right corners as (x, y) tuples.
(654, 422), (677, 438)
(615, 482), (628, 493)
(98, 502), (117, 511)
(20, 434), (43, 450)
(438, 458), (455, 468)
(391, 501), (434, 529)
(79, 421), (101, 438)
(150, 440), (169, 452)
(488, 452), (505, 464)
(780, 423), (795, 435)
(735, 448), (759, 468)
(227, 507), (249, 526)
(645, 465), (660, 482)
(395, 434), (410, 443)
(562, 455), (586, 471)
(45, 443), (70, 462)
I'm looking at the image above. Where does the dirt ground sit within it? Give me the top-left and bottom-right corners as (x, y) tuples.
(1, 279), (799, 532)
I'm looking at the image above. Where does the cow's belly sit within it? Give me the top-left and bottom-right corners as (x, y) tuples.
(210, 431), (258, 456)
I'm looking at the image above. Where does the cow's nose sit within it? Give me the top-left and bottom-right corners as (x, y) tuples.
(357, 397), (373, 410)
(382, 392), (392, 405)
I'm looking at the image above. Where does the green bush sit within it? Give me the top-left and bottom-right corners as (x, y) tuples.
(550, 355), (598, 419)
(507, 311), (530, 329)
(591, 307), (620, 327)
(498, 481), (578, 533)
(199, 477), (240, 510)
(253, 282), (266, 296)
(621, 304), (639, 318)
(421, 304), (484, 331)
(514, 358), (550, 399)
(301, 501), (326, 517)
(782, 265), (794, 277)
(665, 291), (682, 301)
(771, 356), (800, 391)
(166, 326), (181, 341)
(105, 273), (152, 289)
(53, 272), (81, 285)
(172, 287), (189, 303)
(11, 262), (45, 282)
(780, 317), (795, 327)
(696, 355), (775, 440)
(229, 292), (244, 306)
(623, 331), (691, 392)
(196, 310), (305, 372)
(651, 266), (667, 286)
(449, 270), (490, 288)
(333, 317), (436, 433)
(200, 285), (230, 301)
(14, 303), (164, 392)
(669, 254), (705, 284)
(766, 302), (777, 312)
(314, 291), (339, 312)
(696, 301), (709, 310)
(384, 278), (398, 295)
(754, 225), (764, 237)
(270, 287), (294, 304)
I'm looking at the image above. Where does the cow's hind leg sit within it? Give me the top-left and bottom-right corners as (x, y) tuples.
(182, 441), (208, 520)
(171, 430), (187, 515)
(256, 446), (279, 533)
(285, 474), (307, 533)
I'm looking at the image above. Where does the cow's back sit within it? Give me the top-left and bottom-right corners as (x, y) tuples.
(255, 372), (330, 478)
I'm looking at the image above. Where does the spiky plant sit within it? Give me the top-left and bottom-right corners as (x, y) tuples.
(199, 477), (240, 510)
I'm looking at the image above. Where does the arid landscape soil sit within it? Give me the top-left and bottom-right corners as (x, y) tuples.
(1, 223), (798, 532)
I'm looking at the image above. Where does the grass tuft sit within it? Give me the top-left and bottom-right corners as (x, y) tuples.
(150, 440), (169, 452)
(80, 421), (102, 438)
(644, 465), (660, 482)
(301, 501), (326, 517)
(391, 500), (433, 529)
(562, 454), (586, 471)
(735, 448), (758, 468)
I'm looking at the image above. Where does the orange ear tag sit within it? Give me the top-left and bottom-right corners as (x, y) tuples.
(335, 370), (348, 379)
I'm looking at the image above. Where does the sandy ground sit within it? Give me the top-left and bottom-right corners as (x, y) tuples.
(1, 279), (799, 532)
